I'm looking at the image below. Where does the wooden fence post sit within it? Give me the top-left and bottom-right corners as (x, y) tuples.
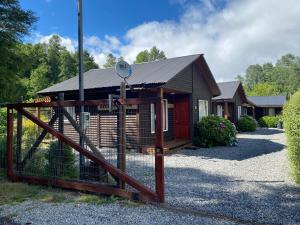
(16, 97), (23, 171)
(58, 93), (64, 177)
(155, 88), (164, 202)
(6, 106), (14, 180)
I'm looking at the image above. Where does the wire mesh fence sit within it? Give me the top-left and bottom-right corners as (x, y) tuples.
(4, 98), (163, 201)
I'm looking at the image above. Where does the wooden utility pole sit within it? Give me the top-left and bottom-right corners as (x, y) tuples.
(77, 0), (85, 178)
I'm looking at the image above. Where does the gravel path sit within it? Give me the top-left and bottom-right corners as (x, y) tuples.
(1, 128), (299, 225)
(164, 128), (300, 225)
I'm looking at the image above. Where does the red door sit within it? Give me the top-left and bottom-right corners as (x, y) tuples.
(174, 96), (190, 140)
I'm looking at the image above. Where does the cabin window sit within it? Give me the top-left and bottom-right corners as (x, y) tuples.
(217, 105), (223, 117)
(150, 99), (168, 133)
(198, 100), (208, 121)
(268, 107), (275, 116)
(64, 106), (76, 122)
(238, 106), (242, 119)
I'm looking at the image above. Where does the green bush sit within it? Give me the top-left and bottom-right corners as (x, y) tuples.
(193, 115), (237, 148)
(283, 90), (300, 184)
(45, 141), (78, 179)
(0, 135), (6, 168)
(237, 115), (257, 132)
(258, 116), (279, 128)
(0, 108), (6, 134)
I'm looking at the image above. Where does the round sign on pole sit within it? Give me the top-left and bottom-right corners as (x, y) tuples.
(115, 60), (132, 79)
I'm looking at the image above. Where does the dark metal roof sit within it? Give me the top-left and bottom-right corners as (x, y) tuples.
(212, 81), (241, 100)
(39, 54), (203, 95)
(247, 96), (286, 107)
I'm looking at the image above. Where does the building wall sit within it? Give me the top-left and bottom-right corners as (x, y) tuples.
(163, 62), (213, 139)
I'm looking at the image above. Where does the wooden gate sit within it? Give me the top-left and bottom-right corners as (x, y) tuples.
(6, 97), (165, 202)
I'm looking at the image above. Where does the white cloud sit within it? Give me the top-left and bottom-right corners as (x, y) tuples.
(32, 0), (300, 80)
(34, 33), (77, 52)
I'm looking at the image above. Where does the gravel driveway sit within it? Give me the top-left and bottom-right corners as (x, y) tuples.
(1, 128), (299, 225)
(164, 128), (300, 225)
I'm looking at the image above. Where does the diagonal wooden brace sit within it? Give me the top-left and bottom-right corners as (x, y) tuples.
(15, 106), (158, 201)
(20, 113), (59, 169)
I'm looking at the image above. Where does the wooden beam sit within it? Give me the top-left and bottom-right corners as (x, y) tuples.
(12, 175), (154, 202)
(14, 106), (158, 201)
(6, 107), (14, 180)
(155, 87), (165, 203)
(21, 113), (59, 169)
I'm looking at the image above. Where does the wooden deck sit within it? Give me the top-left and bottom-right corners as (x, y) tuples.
(142, 139), (191, 154)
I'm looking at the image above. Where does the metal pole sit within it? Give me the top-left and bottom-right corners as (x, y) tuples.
(77, 0), (85, 179)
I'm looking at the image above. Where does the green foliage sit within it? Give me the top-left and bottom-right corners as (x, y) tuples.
(193, 115), (237, 148)
(0, 108), (6, 134)
(246, 82), (279, 96)
(283, 90), (300, 183)
(45, 141), (78, 179)
(237, 54), (300, 96)
(258, 116), (280, 128)
(103, 53), (116, 68)
(0, 135), (7, 169)
(135, 46), (166, 64)
(0, 0), (37, 102)
(237, 115), (257, 132)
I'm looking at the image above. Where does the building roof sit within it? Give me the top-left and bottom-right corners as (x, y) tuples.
(39, 54), (220, 95)
(212, 81), (247, 103)
(247, 95), (286, 107)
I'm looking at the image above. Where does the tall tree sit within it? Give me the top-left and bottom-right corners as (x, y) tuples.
(59, 50), (77, 81)
(103, 53), (116, 68)
(82, 50), (99, 71)
(135, 46), (166, 64)
(0, 0), (37, 102)
(47, 35), (63, 84)
(28, 63), (51, 98)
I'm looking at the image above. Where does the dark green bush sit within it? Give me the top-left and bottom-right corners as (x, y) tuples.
(0, 135), (6, 169)
(237, 115), (257, 132)
(45, 141), (78, 179)
(258, 116), (279, 128)
(193, 115), (237, 148)
(283, 90), (300, 184)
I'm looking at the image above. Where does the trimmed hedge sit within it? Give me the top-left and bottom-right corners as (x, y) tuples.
(283, 90), (300, 184)
(193, 115), (237, 148)
(258, 116), (280, 128)
(237, 115), (257, 132)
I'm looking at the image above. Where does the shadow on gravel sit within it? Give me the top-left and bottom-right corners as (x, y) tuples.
(240, 128), (283, 135)
(182, 138), (285, 161)
(164, 166), (300, 225)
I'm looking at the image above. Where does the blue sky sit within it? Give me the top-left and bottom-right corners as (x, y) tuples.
(19, 0), (300, 81)
(20, 0), (185, 40)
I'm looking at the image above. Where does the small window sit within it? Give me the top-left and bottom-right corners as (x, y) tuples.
(268, 107), (275, 116)
(150, 99), (168, 133)
(150, 104), (155, 134)
(238, 106), (242, 119)
(217, 105), (223, 117)
(198, 100), (208, 121)
(163, 99), (168, 132)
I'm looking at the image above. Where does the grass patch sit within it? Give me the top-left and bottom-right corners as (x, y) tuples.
(0, 180), (121, 206)
(0, 181), (41, 205)
(76, 194), (118, 205)
(0, 169), (6, 180)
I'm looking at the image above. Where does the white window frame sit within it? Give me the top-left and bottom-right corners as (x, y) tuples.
(217, 105), (223, 117)
(150, 103), (156, 134)
(150, 99), (168, 134)
(237, 106), (242, 119)
(198, 100), (208, 121)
